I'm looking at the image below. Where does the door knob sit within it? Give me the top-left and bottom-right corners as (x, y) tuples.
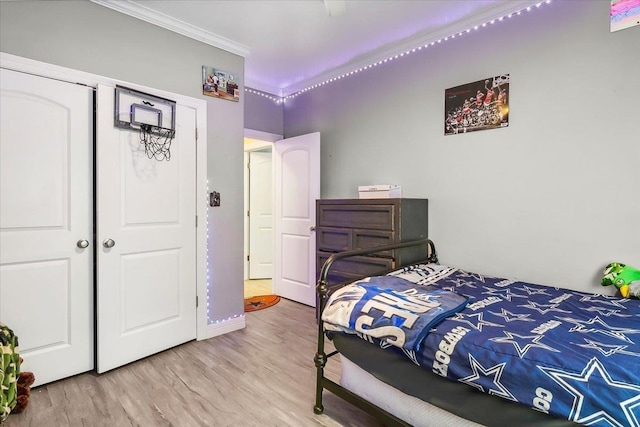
(103, 238), (116, 248)
(310, 226), (316, 231)
(77, 239), (90, 249)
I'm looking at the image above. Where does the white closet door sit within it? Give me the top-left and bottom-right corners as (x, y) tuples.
(0, 68), (94, 386)
(95, 85), (197, 373)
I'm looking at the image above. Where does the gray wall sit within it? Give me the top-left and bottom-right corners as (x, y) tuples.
(284, 1), (640, 294)
(245, 90), (284, 135)
(0, 0), (245, 322)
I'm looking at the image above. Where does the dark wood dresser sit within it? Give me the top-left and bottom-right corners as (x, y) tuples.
(315, 198), (428, 286)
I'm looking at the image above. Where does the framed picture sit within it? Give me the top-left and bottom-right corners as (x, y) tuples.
(610, 0), (640, 32)
(202, 66), (240, 102)
(445, 74), (510, 136)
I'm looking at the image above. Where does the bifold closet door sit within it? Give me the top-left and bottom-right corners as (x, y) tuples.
(95, 85), (197, 373)
(0, 68), (94, 386)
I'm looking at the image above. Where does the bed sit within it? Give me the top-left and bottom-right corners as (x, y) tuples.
(313, 239), (640, 427)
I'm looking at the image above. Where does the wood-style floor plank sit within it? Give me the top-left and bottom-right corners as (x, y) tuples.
(6, 298), (383, 427)
(244, 279), (273, 298)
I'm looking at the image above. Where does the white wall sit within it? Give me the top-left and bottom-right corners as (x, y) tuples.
(0, 0), (246, 324)
(284, 1), (640, 294)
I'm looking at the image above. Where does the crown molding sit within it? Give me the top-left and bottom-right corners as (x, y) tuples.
(282, 0), (544, 97)
(89, 0), (545, 98)
(90, 0), (250, 57)
(245, 81), (283, 98)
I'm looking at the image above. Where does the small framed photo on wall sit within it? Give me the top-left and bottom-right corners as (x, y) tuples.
(202, 65), (240, 102)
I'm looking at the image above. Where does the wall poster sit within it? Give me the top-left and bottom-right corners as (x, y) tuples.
(202, 65), (240, 102)
(611, 0), (640, 32)
(445, 74), (509, 136)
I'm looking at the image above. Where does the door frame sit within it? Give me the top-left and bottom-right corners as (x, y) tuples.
(247, 150), (274, 279)
(1, 52), (210, 341)
(243, 129), (281, 280)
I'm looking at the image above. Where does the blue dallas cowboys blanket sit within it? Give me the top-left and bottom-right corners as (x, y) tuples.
(323, 264), (640, 427)
(322, 275), (468, 353)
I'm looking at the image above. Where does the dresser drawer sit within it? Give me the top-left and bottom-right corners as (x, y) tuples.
(317, 203), (395, 231)
(318, 227), (395, 255)
(317, 252), (394, 284)
(317, 227), (350, 252)
(353, 229), (394, 257)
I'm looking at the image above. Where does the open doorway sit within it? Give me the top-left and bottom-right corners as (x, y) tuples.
(244, 129), (281, 297)
(243, 129), (321, 306)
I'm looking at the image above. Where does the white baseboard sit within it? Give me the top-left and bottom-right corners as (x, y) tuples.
(199, 315), (246, 340)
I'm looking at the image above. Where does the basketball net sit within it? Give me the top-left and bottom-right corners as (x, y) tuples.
(139, 124), (175, 161)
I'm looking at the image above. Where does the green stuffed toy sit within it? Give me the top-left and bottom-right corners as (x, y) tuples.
(601, 262), (640, 298)
(1, 323), (20, 423)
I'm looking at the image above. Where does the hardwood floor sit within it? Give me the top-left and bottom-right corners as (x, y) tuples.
(244, 279), (273, 298)
(6, 298), (383, 427)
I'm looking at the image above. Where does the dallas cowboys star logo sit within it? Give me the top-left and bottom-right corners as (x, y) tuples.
(482, 286), (529, 302)
(488, 308), (535, 323)
(515, 284), (552, 296)
(446, 277), (478, 288)
(494, 279), (515, 288)
(358, 331), (375, 344)
(576, 339), (640, 358)
(401, 348), (420, 365)
(457, 270), (487, 283)
(518, 301), (571, 315)
(557, 316), (640, 343)
(490, 331), (560, 358)
(390, 265), (455, 285)
(450, 312), (503, 331)
(540, 357), (640, 427)
(579, 295), (628, 309)
(459, 354), (517, 401)
(584, 306), (632, 317)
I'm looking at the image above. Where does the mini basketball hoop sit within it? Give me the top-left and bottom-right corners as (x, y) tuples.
(138, 124), (175, 161)
(114, 86), (176, 161)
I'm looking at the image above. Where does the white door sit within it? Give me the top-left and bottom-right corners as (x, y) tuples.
(249, 150), (273, 279)
(0, 68), (93, 385)
(95, 85), (197, 373)
(273, 132), (320, 307)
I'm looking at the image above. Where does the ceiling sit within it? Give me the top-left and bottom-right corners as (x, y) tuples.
(93, 0), (541, 97)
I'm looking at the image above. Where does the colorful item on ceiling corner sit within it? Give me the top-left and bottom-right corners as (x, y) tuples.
(445, 74), (510, 136)
(601, 261), (640, 298)
(202, 65), (240, 102)
(244, 294), (281, 312)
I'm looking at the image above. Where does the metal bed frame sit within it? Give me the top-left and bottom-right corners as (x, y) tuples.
(313, 238), (438, 426)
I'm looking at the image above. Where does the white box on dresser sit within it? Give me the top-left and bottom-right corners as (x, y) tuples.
(358, 185), (402, 199)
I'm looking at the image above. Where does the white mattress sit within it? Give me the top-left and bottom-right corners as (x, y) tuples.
(340, 355), (484, 427)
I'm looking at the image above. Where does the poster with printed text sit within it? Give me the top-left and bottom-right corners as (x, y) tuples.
(444, 74), (509, 136)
